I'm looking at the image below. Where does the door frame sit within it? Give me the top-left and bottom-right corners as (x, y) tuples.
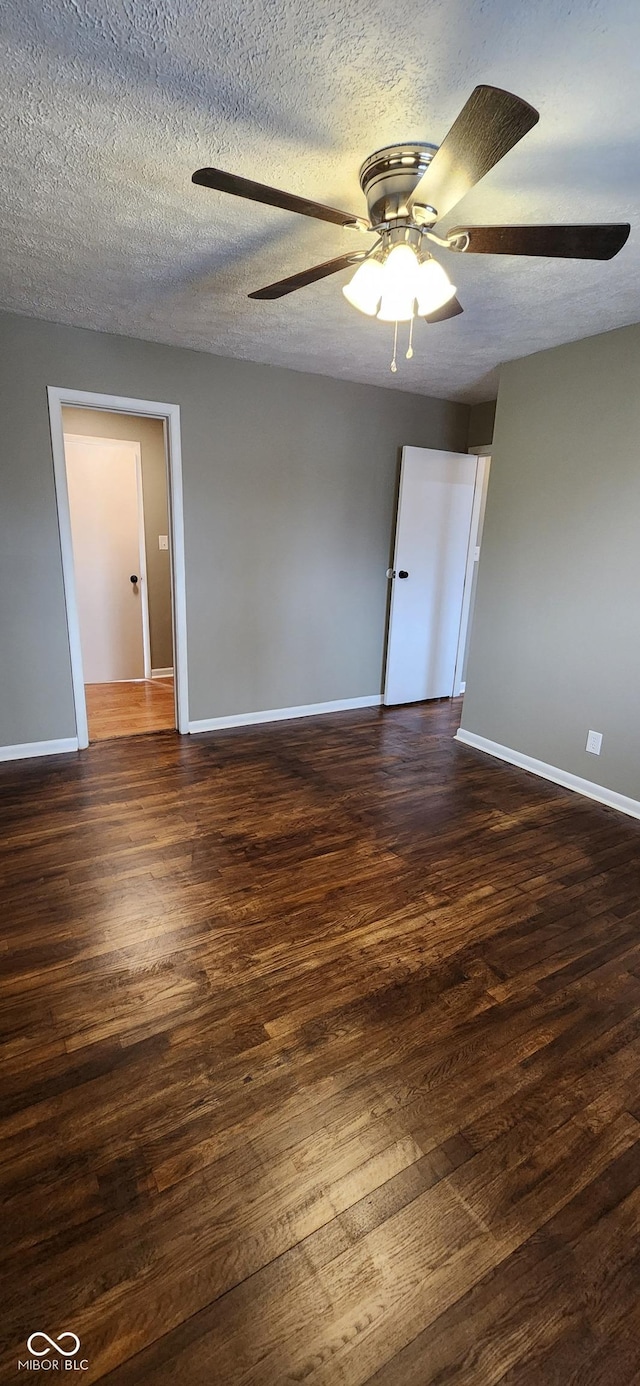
(64, 433), (152, 682)
(48, 386), (189, 745)
(452, 447), (491, 697)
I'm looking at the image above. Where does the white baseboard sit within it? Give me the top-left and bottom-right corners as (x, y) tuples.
(151, 668), (174, 678)
(189, 694), (383, 734)
(0, 737), (79, 763)
(455, 729), (640, 821)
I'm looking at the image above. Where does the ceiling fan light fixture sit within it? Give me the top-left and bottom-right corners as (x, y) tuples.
(416, 256), (457, 316)
(376, 243), (419, 322)
(198, 87), (631, 339)
(342, 257), (384, 315)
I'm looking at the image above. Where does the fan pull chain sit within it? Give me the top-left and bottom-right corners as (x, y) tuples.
(406, 316), (414, 360)
(390, 321), (398, 373)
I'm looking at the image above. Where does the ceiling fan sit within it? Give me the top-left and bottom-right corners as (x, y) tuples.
(192, 85), (630, 371)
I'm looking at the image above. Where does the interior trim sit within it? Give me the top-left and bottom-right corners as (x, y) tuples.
(455, 728), (640, 821)
(0, 738), (79, 763)
(47, 386), (189, 744)
(189, 694), (383, 734)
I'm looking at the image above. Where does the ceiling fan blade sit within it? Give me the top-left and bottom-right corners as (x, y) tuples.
(447, 223), (631, 260)
(423, 296), (464, 323)
(407, 85), (539, 220)
(248, 253), (366, 300)
(192, 168), (370, 231)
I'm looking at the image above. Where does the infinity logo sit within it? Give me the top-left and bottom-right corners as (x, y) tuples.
(27, 1332), (81, 1358)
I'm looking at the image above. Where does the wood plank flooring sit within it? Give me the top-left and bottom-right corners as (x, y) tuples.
(1, 698), (640, 1384)
(85, 678), (175, 740)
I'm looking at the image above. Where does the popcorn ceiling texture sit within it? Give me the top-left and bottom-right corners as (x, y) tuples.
(1, 0), (639, 402)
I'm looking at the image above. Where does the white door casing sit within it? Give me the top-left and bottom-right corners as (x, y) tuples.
(452, 452), (491, 696)
(48, 386), (189, 747)
(384, 446), (478, 706)
(64, 435), (150, 683)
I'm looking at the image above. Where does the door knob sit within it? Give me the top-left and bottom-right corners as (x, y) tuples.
(130, 574), (139, 584)
(398, 570), (409, 579)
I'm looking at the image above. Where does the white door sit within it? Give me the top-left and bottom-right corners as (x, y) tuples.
(64, 435), (150, 683)
(384, 446), (478, 705)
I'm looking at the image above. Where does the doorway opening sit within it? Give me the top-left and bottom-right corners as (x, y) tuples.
(48, 387), (189, 747)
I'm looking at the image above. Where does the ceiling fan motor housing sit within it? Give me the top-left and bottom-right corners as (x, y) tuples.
(359, 143), (440, 229)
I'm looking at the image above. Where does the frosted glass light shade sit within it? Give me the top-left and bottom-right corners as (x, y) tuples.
(376, 290), (415, 322)
(343, 245), (456, 326)
(377, 243), (419, 322)
(384, 244), (419, 284)
(416, 257), (456, 315)
(342, 258), (384, 315)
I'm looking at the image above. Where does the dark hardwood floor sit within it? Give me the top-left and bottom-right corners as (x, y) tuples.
(2, 698), (640, 1384)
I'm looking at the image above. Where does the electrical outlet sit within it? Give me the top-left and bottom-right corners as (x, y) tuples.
(158, 535), (169, 550)
(586, 730), (603, 755)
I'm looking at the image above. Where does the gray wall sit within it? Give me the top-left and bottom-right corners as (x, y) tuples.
(461, 323), (640, 802)
(467, 399), (496, 449)
(0, 309), (468, 745)
(61, 407), (173, 672)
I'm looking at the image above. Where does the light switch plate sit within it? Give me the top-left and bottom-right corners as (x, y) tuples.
(586, 729), (603, 755)
(158, 535), (169, 550)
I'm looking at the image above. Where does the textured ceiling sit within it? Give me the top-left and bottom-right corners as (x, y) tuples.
(1, 0), (640, 401)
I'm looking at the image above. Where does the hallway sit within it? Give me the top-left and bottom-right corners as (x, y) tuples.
(85, 678), (175, 740)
